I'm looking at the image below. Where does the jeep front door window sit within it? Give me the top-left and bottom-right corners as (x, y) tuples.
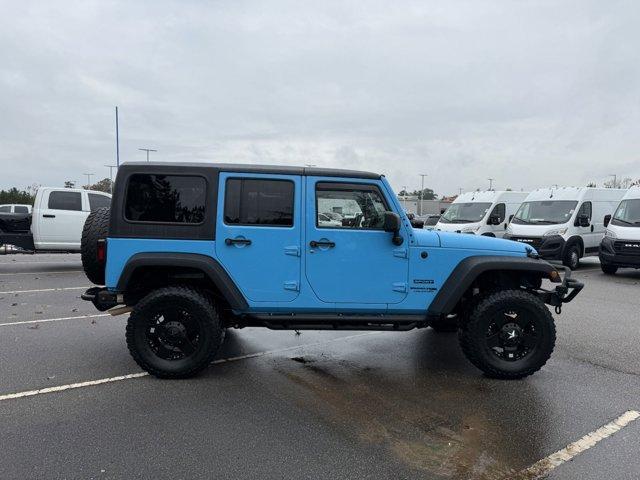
(315, 183), (388, 229)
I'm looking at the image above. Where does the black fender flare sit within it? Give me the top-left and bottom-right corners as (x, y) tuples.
(427, 255), (557, 316)
(116, 252), (248, 310)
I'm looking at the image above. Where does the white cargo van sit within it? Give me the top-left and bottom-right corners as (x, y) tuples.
(599, 186), (640, 274)
(505, 187), (626, 269)
(435, 190), (529, 237)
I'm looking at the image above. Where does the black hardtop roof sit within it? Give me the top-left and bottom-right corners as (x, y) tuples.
(119, 162), (381, 180)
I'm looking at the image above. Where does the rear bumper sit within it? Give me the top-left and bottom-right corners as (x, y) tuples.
(599, 237), (640, 268)
(81, 287), (120, 311)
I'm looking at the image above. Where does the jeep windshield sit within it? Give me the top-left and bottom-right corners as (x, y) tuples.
(611, 199), (640, 227)
(439, 202), (491, 224)
(512, 200), (577, 225)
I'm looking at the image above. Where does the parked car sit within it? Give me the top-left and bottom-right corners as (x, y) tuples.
(422, 214), (440, 229)
(318, 212), (342, 227)
(0, 188), (111, 253)
(80, 162), (582, 380)
(436, 191), (529, 237)
(0, 204), (32, 214)
(505, 187), (626, 269)
(599, 186), (640, 274)
(406, 212), (425, 228)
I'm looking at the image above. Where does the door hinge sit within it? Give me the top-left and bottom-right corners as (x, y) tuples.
(284, 281), (300, 291)
(393, 248), (408, 259)
(284, 245), (300, 257)
(392, 282), (407, 293)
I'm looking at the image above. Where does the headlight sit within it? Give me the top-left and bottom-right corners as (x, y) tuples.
(543, 227), (568, 237)
(460, 225), (481, 233)
(605, 229), (617, 239)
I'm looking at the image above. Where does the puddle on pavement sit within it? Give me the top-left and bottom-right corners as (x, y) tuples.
(275, 355), (537, 479)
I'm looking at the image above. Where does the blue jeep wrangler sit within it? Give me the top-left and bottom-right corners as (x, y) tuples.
(81, 162), (582, 379)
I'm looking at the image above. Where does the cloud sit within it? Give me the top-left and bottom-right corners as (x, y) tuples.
(1, 0), (639, 195)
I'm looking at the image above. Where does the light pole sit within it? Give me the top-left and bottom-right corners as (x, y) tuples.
(488, 178), (494, 191)
(83, 173), (94, 189)
(609, 174), (617, 188)
(401, 185), (408, 210)
(418, 174), (427, 216)
(139, 148), (157, 162)
(104, 165), (117, 194)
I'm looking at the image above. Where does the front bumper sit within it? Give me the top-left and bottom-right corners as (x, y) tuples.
(504, 234), (566, 260)
(537, 266), (584, 311)
(599, 236), (640, 268)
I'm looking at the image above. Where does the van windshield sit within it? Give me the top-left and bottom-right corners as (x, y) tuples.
(512, 201), (577, 225)
(439, 202), (492, 223)
(611, 199), (640, 227)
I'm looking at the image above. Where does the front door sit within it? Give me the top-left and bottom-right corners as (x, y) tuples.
(215, 173), (301, 303)
(305, 177), (409, 304)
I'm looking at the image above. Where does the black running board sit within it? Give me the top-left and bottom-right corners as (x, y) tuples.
(243, 313), (428, 331)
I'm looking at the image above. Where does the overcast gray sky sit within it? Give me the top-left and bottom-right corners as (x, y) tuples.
(1, 0), (639, 195)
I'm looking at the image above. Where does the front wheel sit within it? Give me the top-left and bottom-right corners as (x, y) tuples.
(601, 263), (618, 275)
(459, 289), (555, 379)
(562, 244), (580, 270)
(126, 286), (224, 379)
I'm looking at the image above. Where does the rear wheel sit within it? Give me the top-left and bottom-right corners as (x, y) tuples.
(562, 244), (580, 270)
(126, 286), (224, 379)
(81, 207), (110, 285)
(601, 263), (618, 275)
(459, 289), (555, 379)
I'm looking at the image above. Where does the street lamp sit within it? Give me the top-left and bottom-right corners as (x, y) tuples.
(418, 174), (427, 216)
(139, 148), (157, 162)
(488, 178), (494, 191)
(104, 165), (117, 194)
(83, 173), (94, 189)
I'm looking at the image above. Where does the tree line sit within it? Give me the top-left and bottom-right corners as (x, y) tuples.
(0, 178), (112, 205)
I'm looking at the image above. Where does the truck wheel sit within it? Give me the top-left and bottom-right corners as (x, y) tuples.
(601, 263), (618, 275)
(81, 207), (110, 285)
(459, 289), (555, 379)
(126, 286), (224, 379)
(562, 244), (580, 270)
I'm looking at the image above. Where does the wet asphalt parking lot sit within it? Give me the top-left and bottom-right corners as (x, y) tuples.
(1, 254), (639, 479)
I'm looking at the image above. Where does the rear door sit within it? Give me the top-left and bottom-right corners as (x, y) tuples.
(35, 190), (87, 250)
(305, 177), (409, 304)
(215, 173), (301, 303)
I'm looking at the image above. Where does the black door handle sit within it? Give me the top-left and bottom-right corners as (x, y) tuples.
(309, 240), (335, 248)
(43, 214), (56, 218)
(225, 238), (252, 246)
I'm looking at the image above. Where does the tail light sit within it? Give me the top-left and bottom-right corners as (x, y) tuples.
(97, 239), (106, 262)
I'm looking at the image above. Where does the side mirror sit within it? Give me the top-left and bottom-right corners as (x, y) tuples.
(604, 214), (611, 227)
(383, 211), (404, 245)
(508, 214), (514, 223)
(578, 214), (590, 227)
(488, 214), (501, 225)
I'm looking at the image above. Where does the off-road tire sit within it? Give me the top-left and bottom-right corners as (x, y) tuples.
(81, 207), (110, 285)
(601, 263), (618, 275)
(562, 244), (580, 270)
(126, 286), (224, 379)
(459, 289), (556, 379)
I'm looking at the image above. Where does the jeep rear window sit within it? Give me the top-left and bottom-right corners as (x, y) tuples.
(124, 174), (206, 224)
(224, 178), (294, 226)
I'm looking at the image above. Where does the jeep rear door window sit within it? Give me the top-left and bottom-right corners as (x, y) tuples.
(124, 174), (206, 224)
(48, 191), (82, 211)
(512, 201), (577, 225)
(89, 193), (111, 212)
(316, 182), (388, 229)
(224, 178), (294, 226)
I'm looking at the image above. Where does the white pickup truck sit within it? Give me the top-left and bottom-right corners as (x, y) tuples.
(0, 187), (111, 253)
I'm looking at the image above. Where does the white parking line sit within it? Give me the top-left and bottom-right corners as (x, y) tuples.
(514, 410), (640, 479)
(0, 270), (83, 276)
(0, 313), (110, 327)
(0, 286), (86, 295)
(0, 332), (380, 402)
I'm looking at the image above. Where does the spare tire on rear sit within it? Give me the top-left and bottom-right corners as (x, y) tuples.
(81, 207), (110, 285)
